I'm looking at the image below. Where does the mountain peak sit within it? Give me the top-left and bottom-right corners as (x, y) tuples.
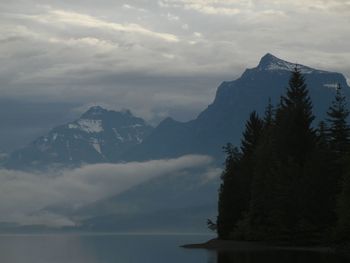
(258, 53), (280, 65)
(81, 106), (133, 119)
(262, 53), (278, 60)
(89, 105), (105, 111)
(258, 53), (293, 71)
(82, 106), (107, 117)
(256, 53), (318, 74)
(121, 109), (132, 116)
(5, 104), (154, 169)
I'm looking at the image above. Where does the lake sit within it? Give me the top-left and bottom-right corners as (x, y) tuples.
(0, 234), (347, 263)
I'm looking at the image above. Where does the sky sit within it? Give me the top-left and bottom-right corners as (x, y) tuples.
(1, 0), (350, 152)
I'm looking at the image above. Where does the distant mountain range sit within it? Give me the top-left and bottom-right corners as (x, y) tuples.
(5, 106), (153, 170)
(4, 53), (350, 170)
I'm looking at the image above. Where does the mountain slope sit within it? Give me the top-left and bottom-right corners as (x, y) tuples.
(123, 53), (350, 162)
(5, 106), (153, 170)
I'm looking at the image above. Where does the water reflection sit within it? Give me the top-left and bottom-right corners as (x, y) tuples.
(213, 249), (349, 263)
(0, 234), (347, 263)
(0, 234), (212, 263)
(0, 235), (98, 263)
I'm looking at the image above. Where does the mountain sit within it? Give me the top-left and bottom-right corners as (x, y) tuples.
(122, 53), (350, 162)
(6, 53), (350, 169)
(5, 106), (153, 170)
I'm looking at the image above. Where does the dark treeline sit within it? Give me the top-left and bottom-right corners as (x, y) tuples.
(216, 67), (350, 244)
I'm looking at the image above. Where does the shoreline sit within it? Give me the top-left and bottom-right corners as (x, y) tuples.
(181, 238), (336, 253)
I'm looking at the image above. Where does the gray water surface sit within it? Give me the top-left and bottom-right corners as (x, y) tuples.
(0, 234), (347, 263)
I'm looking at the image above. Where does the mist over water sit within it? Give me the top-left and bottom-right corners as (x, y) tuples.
(0, 234), (347, 263)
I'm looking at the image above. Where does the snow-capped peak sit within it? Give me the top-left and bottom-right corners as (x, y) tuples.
(256, 53), (322, 74)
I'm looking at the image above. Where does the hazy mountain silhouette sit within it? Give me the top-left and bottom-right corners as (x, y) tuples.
(5, 106), (153, 170)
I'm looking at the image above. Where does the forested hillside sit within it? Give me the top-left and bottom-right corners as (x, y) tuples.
(217, 67), (350, 244)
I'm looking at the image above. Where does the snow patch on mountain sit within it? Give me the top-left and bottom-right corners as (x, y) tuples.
(77, 119), (104, 133)
(90, 138), (102, 154)
(257, 53), (326, 74)
(126, 124), (143, 128)
(136, 135), (143, 143)
(69, 119), (104, 133)
(112, 128), (124, 142)
(324, 83), (339, 90)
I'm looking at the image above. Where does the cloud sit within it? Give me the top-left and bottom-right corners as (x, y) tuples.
(48, 36), (116, 49)
(122, 4), (148, 12)
(0, 155), (215, 227)
(158, 0), (252, 15)
(159, 0), (350, 15)
(0, 0), (350, 152)
(24, 9), (179, 42)
(165, 12), (180, 21)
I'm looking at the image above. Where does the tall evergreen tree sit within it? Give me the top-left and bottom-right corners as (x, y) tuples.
(317, 121), (329, 146)
(263, 98), (275, 127)
(327, 85), (350, 241)
(217, 144), (242, 239)
(241, 111), (264, 157)
(244, 122), (279, 240)
(327, 84), (350, 155)
(235, 112), (264, 237)
(217, 112), (263, 239)
(336, 163), (350, 241)
(275, 66), (316, 163)
(265, 67), (317, 239)
(326, 85), (350, 225)
(309, 121), (338, 230)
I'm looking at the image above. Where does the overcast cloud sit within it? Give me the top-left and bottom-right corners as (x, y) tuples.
(0, 0), (350, 151)
(0, 155), (219, 227)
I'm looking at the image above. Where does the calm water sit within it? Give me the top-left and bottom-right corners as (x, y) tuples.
(0, 234), (347, 263)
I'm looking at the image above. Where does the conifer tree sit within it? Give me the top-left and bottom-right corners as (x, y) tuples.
(327, 84), (350, 155)
(310, 121), (338, 229)
(317, 121), (329, 146)
(267, 67), (317, 238)
(326, 85), (350, 222)
(244, 122), (278, 240)
(327, 85), (350, 241)
(217, 144), (241, 239)
(263, 98), (275, 127)
(217, 112), (263, 239)
(241, 111), (264, 157)
(235, 112), (264, 237)
(336, 165), (350, 241)
(275, 66), (316, 163)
